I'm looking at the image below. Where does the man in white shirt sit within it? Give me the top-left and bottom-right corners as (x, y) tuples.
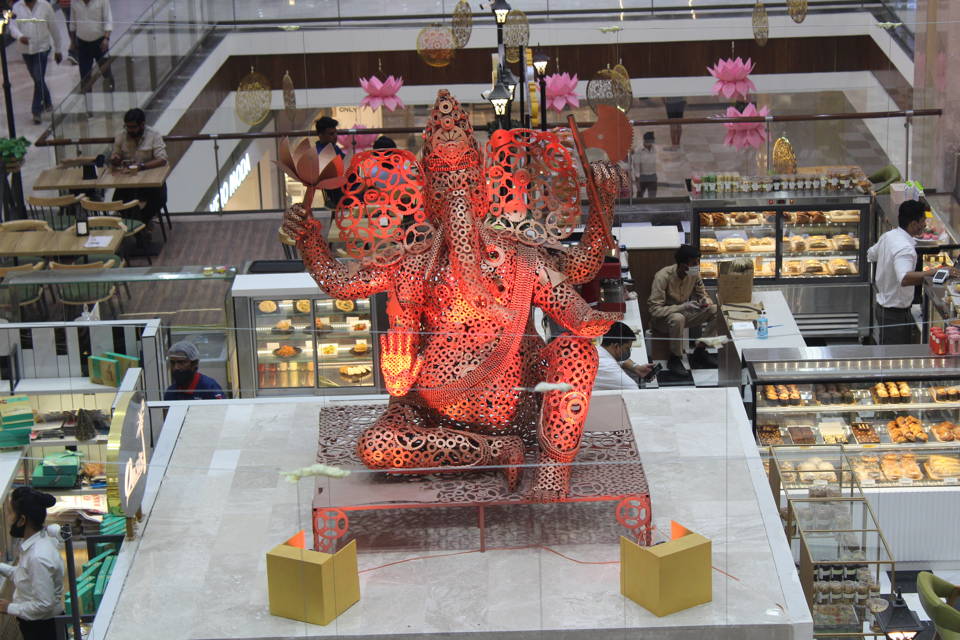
(630, 131), (658, 198)
(593, 322), (653, 391)
(867, 200), (957, 344)
(9, 0), (64, 124)
(67, 0), (113, 92)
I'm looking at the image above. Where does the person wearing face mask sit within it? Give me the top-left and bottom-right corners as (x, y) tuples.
(0, 488), (63, 640)
(867, 200), (960, 344)
(593, 322), (653, 390)
(163, 341), (224, 400)
(648, 244), (719, 375)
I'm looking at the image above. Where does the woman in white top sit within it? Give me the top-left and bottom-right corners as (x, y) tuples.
(0, 488), (64, 640)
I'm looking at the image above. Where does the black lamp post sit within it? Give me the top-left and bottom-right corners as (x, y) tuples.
(499, 64), (518, 127)
(533, 48), (550, 131)
(492, 0), (510, 48)
(0, 10), (24, 221)
(487, 81), (511, 131)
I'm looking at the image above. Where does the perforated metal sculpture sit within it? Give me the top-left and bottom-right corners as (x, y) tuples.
(283, 90), (627, 500)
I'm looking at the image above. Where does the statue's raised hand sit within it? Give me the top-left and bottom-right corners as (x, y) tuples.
(379, 331), (425, 397)
(589, 161), (629, 202)
(282, 203), (312, 241)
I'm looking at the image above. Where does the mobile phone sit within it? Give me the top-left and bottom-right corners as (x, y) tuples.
(933, 268), (951, 285)
(642, 363), (662, 383)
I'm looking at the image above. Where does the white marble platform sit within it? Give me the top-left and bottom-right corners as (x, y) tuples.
(100, 389), (811, 640)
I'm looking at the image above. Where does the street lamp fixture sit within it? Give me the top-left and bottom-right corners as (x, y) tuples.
(487, 81), (511, 130)
(500, 66), (518, 99)
(533, 50), (550, 77)
(492, 0), (511, 24)
(533, 49), (550, 131)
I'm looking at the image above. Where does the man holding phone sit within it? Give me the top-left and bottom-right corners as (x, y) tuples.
(109, 108), (167, 229)
(648, 244), (719, 375)
(594, 322), (654, 390)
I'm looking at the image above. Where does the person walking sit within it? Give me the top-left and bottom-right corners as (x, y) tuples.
(54, 0), (77, 63)
(630, 131), (658, 198)
(9, 0), (64, 124)
(68, 0), (113, 92)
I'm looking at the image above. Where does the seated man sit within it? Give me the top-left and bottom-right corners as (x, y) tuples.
(110, 107), (167, 229)
(648, 244), (719, 375)
(594, 322), (653, 390)
(164, 341), (224, 401)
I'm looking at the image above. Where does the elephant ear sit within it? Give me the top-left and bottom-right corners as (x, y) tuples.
(484, 128), (582, 248)
(334, 149), (434, 267)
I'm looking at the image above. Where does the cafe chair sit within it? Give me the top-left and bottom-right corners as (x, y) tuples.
(159, 183), (172, 240)
(65, 216), (131, 298)
(917, 571), (960, 640)
(79, 198), (150, 265)
(0, 261), (47, 319)
(0, 219), (53, 266)
(26, 194), (79, 231)
(49, 259), (122, 319)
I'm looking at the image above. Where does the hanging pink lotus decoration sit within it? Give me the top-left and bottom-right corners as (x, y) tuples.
(707, 57), (757, 100)
(544, 72), (580, 112)
(343, 124), (378, 153)
(359, 75), (405, 112)
(722, 103), (770, 150)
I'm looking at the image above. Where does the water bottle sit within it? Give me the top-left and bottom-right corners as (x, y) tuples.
(757, 310), (769, 339)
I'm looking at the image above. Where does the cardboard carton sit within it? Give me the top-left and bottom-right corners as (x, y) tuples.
(103, 352), (140, 380)
(88, 355), (120, 387)
(266, 531), (359, 626)
(620, 521), (712, 617)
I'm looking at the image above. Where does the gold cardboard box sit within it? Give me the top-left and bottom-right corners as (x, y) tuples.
(620, 521), (712, 617)
(266, 531), (360, 626)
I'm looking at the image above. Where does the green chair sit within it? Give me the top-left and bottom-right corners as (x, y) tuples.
(0, 261), (47, 319)
(868, 164), (902, 195)
(50, 259), (122, 319)
(0, 218), (52, 266)
(917, 571), (960, 640)
(80, 198), (149, 265)
(26, 194), (79, 231)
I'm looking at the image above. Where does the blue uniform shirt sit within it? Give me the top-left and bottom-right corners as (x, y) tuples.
(164, 373), (224, 400)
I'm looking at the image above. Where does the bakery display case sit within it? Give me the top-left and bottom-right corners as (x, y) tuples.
(691, 191), (874, 338)
(229, 274), (385, 397)
(749, 349), (960, 487)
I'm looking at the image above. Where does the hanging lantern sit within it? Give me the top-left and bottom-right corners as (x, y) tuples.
(236, 67), (271, 126)
(787, 0), (807, 23)
(752, 1), (769, 47)
(451, 0), (472, 49)
(772, 136), (798, 174)
(503, 9), (529, 64)
(586, 65), (632, 115)
(282, 70), (296, 122)
(417, 24), (456, 68)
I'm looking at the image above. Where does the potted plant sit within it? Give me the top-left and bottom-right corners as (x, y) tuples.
(0, 137), (31, 172)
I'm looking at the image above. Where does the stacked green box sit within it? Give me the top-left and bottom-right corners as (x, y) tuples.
(88, 356), (120, 387)
(0, 396), (33, 448)
(67, 548), (117, 615)
(93, 555), (116, 607)
(31, 451), (81, 489)
(65, 580), (95, 616)
(102, 353), (140, 381)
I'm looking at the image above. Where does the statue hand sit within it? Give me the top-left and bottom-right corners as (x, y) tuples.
(379, 332), (424, 397)
(282, 203), (312, 241)
(589, 161), (628, 202)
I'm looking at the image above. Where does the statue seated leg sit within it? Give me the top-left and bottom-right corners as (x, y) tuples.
(356, 401), (526, 490)
(528, 334), (600, 501)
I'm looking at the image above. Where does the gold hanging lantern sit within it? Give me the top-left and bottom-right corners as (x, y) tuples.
(787, 0), (808, 23)
(772, 136), (798, 174)
(236, 67), (271, 126)
(451, 0), (472, 49)
(586, 65), (633, 115)
(752, 1), (769, 47)
(282, 70), (296, 121)
(503, 9), (529, 64)
(417, 24), (456, 68)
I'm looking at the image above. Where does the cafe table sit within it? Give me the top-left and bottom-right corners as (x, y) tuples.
(32, 164), (170, 191)
(0, 229), (124, 260)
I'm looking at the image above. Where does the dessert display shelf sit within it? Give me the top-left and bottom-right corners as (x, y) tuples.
(229, 273), (385, 397)
(691, 198), (871, 284)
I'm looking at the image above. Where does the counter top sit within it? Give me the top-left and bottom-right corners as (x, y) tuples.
(101, 389), (811, 640)
(730, 290), (806, 357)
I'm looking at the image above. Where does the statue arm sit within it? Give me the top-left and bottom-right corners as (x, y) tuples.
(556, 161), (623, 285)
(533, 264), (622, 338)
(294, 215), (393, 299)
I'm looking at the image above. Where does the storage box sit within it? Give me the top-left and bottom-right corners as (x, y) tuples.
(0, 426), (30, 448)
(65, 580), (95, 615)
(40, 451), (81, 477)
(716, 262), (754, 304)
(88, 355), (120, 387)
(266, 531), (359, 626)
(31, 465), (76, 488)
(620, 521), (712, 617)
(103, 352), (140, 380)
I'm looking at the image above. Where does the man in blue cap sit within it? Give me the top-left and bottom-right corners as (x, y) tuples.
(163, 341), (224, 400)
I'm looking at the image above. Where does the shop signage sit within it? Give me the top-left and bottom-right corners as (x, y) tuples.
(106, 390), (149, 517)
(208, 152), (252, 211)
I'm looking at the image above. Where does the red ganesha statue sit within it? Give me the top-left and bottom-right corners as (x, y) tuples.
(283, 90), (627, 500)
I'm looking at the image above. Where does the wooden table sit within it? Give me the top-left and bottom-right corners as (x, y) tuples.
(0, 229), (124, 258)
(32, 165), (170, 191)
